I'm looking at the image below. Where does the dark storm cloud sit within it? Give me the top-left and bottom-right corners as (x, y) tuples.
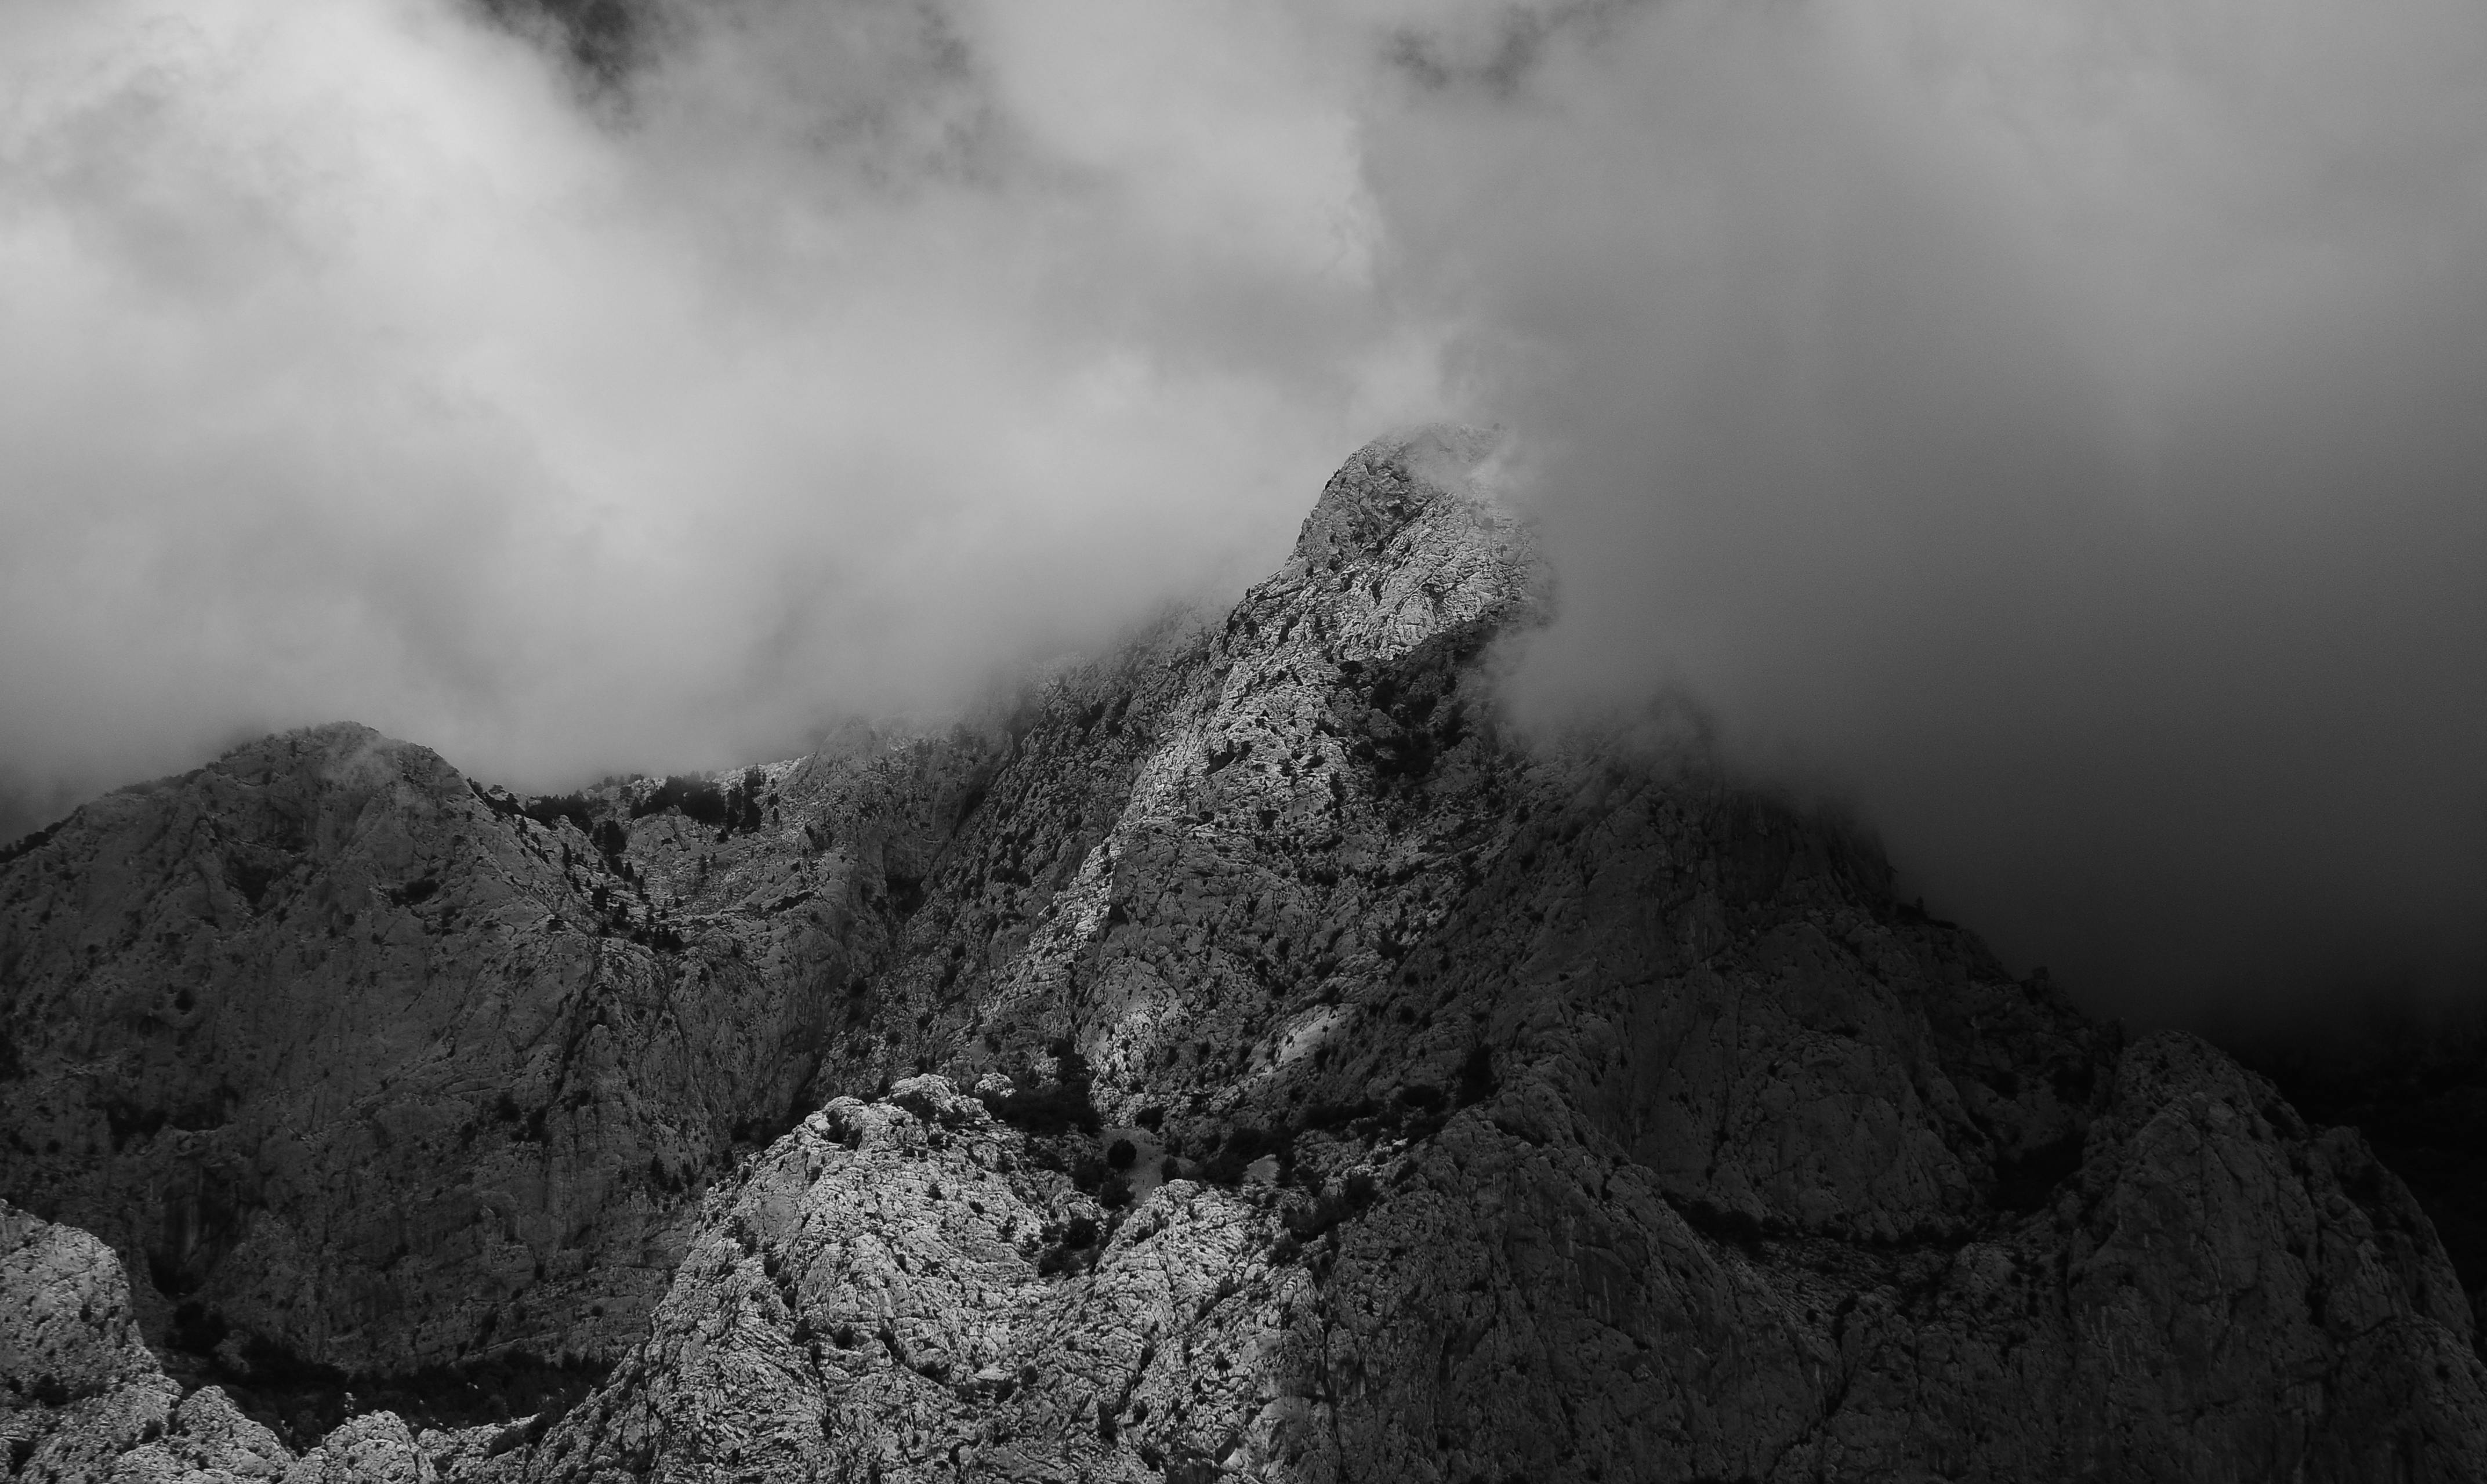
(2, 0), (2481, 1025)
(1373, 0), (2487, 1024)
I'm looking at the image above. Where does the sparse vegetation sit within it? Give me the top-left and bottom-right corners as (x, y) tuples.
(634, 775), (728, 826)
(977, 1050), (1100, 1135)
(627, 770), (770, 836)
(523, 792), (596, 833)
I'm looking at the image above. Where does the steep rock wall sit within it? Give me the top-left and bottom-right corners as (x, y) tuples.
(0, 719), (991, 1371)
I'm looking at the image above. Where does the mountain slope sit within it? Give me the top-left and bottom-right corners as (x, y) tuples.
(503, 428), (2487, 1482)
(3, 429), (2481, 1480)
(0, 714), (993, 1375)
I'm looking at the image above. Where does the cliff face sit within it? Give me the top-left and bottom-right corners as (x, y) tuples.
(2, 1198), (298, 1483)
(4, 429), (2484, 1480)
(0, 712), (992, 1371)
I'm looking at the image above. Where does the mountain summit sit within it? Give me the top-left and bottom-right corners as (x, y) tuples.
(4, 431), (2483, 1481)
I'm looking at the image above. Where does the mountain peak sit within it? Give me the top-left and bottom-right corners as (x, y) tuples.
(1259, 424), (1546, 666)
(1288, 424), (1522, 571)
(5, 424), (2481, 1482)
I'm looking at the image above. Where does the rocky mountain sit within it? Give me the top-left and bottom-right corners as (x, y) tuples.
(5, 428), (2484, 1480)
(0, 707), (993, 1380)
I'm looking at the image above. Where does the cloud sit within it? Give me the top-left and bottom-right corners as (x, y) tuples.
(0, 0), (1438, 811)
(1373, 0), (2487, 1022)
(2, 0), (2482, 1026)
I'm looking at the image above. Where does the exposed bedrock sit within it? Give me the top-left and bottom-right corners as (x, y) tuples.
(0, 708), (992, 1371)
(3, 427), (2480, 1477)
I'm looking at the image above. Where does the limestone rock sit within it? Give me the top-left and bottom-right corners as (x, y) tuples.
(171, 1387), (293, 1479)
(511, 431), (2487, 1479)
(1, 1200), (294, 1482)
(5, 428), (2481, 1478)
(517, 1041), (2487, 1481)
(523, 1077), (1325, 1483)
(3, 1199), (159, 1405)
(0, 719), (989, 1371)
(282, 1413), (431, 1484)
(411, 1420), (515, 1484)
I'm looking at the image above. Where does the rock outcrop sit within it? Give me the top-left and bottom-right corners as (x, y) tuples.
(5, 428), (2484, 1478)
(501, 1041), (2487, 1482)
(4, 1198), (291, 1481)
(0, 1198), (548, 1482)
(0, 713), (991, 1374)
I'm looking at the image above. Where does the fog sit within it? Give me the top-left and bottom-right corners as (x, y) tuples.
(1387, 1), (2487, 1024)
(3, 0), (2482, 1026)
(0, 0), (1442, 817)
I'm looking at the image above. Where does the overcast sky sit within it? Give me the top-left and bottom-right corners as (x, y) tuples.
(4, 0), (2482, 1027)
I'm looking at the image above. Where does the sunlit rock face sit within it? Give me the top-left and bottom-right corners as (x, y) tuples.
(1, 1198), (299, 1482)
(5, 429), (2484, 1481)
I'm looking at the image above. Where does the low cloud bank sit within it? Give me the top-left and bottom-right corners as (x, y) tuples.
(0, 0), (1440, 815)
(3, 0), (2482, 1025)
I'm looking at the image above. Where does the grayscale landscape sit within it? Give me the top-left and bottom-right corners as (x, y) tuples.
(4, 2), (2484, 1481)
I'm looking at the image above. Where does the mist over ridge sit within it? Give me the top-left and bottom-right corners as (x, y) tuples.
(3, 0), (2484, 1029)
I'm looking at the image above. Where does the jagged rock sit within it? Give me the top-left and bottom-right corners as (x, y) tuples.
(282, 1412), (432, 1484)
(0, 718), (991, 1372)
(4, 1196), (178, 1482)
(2257, 1009), (2487, 1336)
(170, 1387), (293, 1478)
(505, 430), (2487, 1481)
(411, 1420), (514, 1484)
(3, 1199), (160, 1403)
(1, 1200), (292, 1482)
(524, 1076), (1323, 1483)
(6, 428), (2483, 1478)
(507, 1046), (2487, 1481)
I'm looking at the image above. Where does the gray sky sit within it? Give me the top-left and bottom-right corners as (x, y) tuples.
(3, 0), (2482, 1025)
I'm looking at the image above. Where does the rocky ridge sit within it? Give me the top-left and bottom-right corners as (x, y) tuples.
(0, 709), (994, 1377)
(4, 428), (2485, 1479)
(6, 1197), (298, 1483)
(2, 1197), (522, 1483)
